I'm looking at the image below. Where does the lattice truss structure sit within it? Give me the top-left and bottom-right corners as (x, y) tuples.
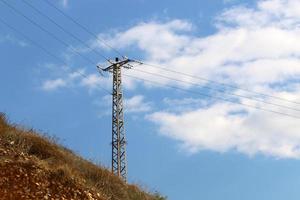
(100, 57), (140, 182)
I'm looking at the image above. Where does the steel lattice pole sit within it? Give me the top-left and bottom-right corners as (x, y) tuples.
(100, 57), (139, 182)
(111, 61), (127, 182)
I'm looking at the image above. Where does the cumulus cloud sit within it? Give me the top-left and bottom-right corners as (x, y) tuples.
(80, 74), (111, 91)
(41, 0), (300, 158)
(93, 0), (300, 158)
(41, 69), (109, 92)
(218, 0), (300, 28)
(94, 94), (152, 117)
(0, 34), (28, 47)
(79, 72), (138, 92)
(98, 20), (193, 62)
(96, 0), (300, 90)
(42, 78), (67, 91)
(147, 102), (300, 158)
(40, 64), (138, 94)
(124, 95), (152, 113)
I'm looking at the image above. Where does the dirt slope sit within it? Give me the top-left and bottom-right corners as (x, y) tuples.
(0, 114), (165, 200)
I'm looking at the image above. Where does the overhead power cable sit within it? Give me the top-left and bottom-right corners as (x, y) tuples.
(139, 62), (300, 106)
(123, 73), (300, 120)
(0, 0), (97, 65)
(0, 17), (111, 95)
(131, 68), (300, 113)
(39, 0), (300, 107)
(22, 0), (111, 63)
(3, 0), (299, 117)
(42, 0), (124, 58)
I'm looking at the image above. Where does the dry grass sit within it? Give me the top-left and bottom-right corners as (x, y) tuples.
(0, 113), (166, 200)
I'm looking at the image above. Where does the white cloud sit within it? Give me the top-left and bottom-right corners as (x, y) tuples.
(93, 95), (152, 117)
(217, 0), (300, 29)
(124, 95), (152, 113)
(41, 69), (100, 91)
(40, 65), (136, 93)
(96, 1), (300, 90)
(147, 101), (300, 158)
(97, 20), (193, 62)
(80, 74), (110, 91)
(79, 72), (137, 92)
(0, 34), (28, 47)
(162, 97), (209, 112)
(93, 0), (300, 158)
(40, 0), (300, 158)
(42, 78), (67, 91)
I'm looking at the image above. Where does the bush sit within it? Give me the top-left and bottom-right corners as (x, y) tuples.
(0, 113), (166, 200)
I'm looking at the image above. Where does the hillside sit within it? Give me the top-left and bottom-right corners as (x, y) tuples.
(0, 113), (166, 200)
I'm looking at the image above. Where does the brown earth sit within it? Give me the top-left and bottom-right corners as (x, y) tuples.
(0, 113), (166, 200)
(0, 140), (103, 200)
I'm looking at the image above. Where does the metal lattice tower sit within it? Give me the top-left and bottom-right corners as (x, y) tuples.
(99, 57), (139, 182)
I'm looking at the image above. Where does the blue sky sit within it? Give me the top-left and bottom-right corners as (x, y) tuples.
(1, 0), (300, 199)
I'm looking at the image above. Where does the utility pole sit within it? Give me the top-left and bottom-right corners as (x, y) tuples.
(99, 57), (140, 182)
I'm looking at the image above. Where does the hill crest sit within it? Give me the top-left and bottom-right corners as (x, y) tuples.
(0, 113), (165, 200)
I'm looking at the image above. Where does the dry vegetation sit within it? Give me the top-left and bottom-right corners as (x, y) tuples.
(0, 113), (166, 200)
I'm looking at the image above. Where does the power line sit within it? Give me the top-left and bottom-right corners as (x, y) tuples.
(3, 0), (298, 119)
(0, 0), (97, 65)
(38, 0), (300, 107)
(40, 0), (300, 108)
(99, 58), (139, 182)
(140, 62), (300, 106)
(22, 0), (111, 63)
(42, 0), (124, 58)
(5, 0), (299, 183)
(0, 16), (111, 95)
(131, 68), (300, 113)
(123, 73), (300, 119)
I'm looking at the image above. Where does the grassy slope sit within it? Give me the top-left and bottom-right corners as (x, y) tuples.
(0, 113), (166, 200)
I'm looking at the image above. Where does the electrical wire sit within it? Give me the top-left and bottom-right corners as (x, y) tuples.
(0, 0), (97, 65)
(3, 0), (299, 117)
(0, 17), (111, 95)
(42, 0), (124, 58)
(22, 0), (111, 63)
(123, 73), (300, 119)
(140, 62), (300, 105)
(41, 0), (300, 107)
(131, 68), (300, 112)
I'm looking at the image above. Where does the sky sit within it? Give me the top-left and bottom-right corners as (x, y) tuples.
(1, 0), (300, 199)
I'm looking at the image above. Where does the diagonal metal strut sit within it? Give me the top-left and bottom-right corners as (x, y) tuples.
(99, 57), (141, 182)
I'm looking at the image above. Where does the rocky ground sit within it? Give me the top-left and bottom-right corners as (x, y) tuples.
(0, 114), (166, 200)
(0, 139), (104, 200)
